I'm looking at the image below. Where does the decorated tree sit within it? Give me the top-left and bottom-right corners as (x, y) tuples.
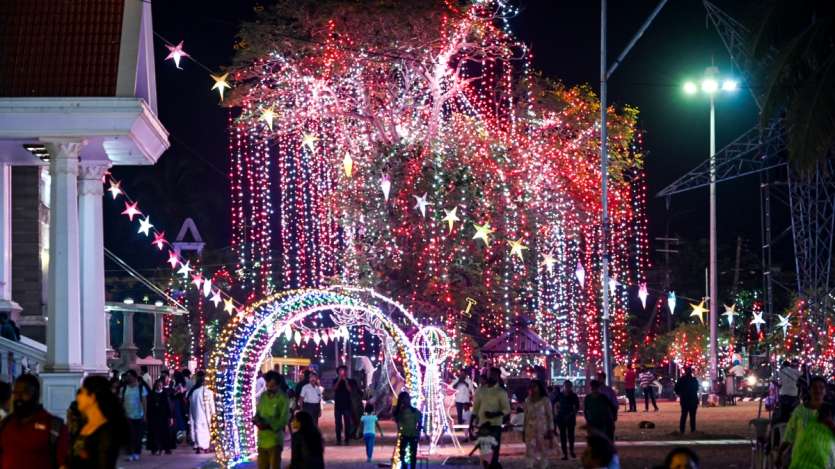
(225, 0), (649, 372)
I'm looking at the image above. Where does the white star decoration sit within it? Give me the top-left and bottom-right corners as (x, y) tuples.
(301, 133), (319, 152)
(540, 252), (557, 273)
(472, 222), (495, 247)
(137, 216), (154, 236)
(412, 193), (433, 218)
(722, 304), (739, 327)
(107, 180), (122, 199)
(751, 311), (766, 333)
(442, 207), (460, 234)
(507, 238), (528, 261)
(211, 73), (231, 101)
(177, 260), (192, 278)
(210, 290), (222, 308)
(260, 108), (276, 131)
(164, 41), (190, 69)
(777, 314), (791, 336)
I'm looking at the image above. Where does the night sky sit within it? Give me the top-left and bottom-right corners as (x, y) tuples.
(104, 1), (773, 300)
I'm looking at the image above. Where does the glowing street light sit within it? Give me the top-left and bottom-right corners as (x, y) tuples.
(721, 79), (738, 92)
(701, 77), (719, 94)
(683, 81), (698, 95)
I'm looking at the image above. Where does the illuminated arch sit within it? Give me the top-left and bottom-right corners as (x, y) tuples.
(207, 287), (423, 467)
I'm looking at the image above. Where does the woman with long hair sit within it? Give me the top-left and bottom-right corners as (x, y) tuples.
(393, 391), (422, 469)
(288, 411), (324, 469)
(69, 375), (128, 469)
(523, 379), (555, 468)
(147, 378), (175, 455)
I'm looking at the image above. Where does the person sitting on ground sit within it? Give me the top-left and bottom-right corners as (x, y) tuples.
(288, 411), (324, 469)
(661, 447), (700, 469)
(468, 422), (499, 469)
(581, 431), (619, 469)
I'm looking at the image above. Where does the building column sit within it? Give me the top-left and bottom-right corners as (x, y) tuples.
(40, 140), (85, 416)
(105, 312), (115, 360)
(152, 313), (166, 360)
(119, 311), (138, 367)
(78, 161), (109, 374)
(0, 164), (22, 321)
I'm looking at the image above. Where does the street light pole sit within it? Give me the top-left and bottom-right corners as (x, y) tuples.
(709, 91), (718, 386)
(600, 0), (611, 385)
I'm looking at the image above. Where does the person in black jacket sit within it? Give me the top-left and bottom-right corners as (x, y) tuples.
(146, 379), (175, 454)
(674, 367), (700, 434)
(288, 411), (324, 469)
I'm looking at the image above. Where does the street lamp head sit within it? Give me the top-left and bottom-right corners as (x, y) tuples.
(683, 81), (698, 95)
(721, 79), (738, 92)
(701, 78), (719, 94)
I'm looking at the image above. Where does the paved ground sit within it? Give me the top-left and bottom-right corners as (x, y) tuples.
(124, 400), (764, 468)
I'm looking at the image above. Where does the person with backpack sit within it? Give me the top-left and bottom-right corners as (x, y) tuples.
(0, 373), (69, 468)
(120, 370), (147, 461)
(393, 391), (422, 469)
(674, 367), (700, 434)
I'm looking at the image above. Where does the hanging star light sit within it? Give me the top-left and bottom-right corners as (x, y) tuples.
(164, 40), (190, 69)
(260, 107), (276, 131)
(191, 273), (204, 288)
(210, 290), (222, 308)
(689, 299), (708, 324)
(342, 154), (353, 178)
(638, 283), (649, 309)
(609, 277), (618, 296)
(283, 325), (293, 341)
(121, 201), (142, 221)
(472, 221), (495, 247)
(107, 180), (123, 199)
(442, 207), (460, 234)
(751, 311), (766, 333)
(722, 304), (739, 327)
(574, 261), (586, 287)
(210, 73), (231, 101)
(223, 298), (235, 314)
(507, 238), (528, 261)
(177, 260), (192, 278)
(294, 330), (302, 346)
(667, 291), (677, 314)
(166, 251), (179, 268)
(202, 278), (213, 298)
(540, 252), (557, 274)
(412, 193), (433, 218)
(137, 216), (154, 236)
(380, 175), (391, 201)
(777, 314), (791, 336)
(152, 232), (167, 250)
(301, 133), (319, 152)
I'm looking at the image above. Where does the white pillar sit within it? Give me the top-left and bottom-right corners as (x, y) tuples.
(40, 140), (85, 417)
(105, 312), (115, 360)
(152, 313), (166, 360)
(78, 161), (110, 374)
(0, 164), (21, 320)
(119, 311), (138, 367)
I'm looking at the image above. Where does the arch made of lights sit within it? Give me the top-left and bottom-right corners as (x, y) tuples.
(208, 287), (423, 467)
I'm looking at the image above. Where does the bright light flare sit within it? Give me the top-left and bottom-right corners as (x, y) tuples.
(683, 81), (698, 95)
(701, 78), (719, 94)
(721, 79), (738, 92)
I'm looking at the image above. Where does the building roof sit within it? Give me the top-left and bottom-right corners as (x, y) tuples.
(0, 0), (127, 97)
(481, 323), (557, 355)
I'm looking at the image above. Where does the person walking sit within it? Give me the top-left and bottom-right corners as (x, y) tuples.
(188, 372), (214, 454)
(333, 365), (354, 445)
(471, 367), (510, 467)
(523, 380), (555, 468)
(639, 368), (659, 412)
(360, 403), (384, 462)
(120, 369), (147, 461)
(147, 378), (175, 455)
(453, 370), (476, 425)
(350, 376), (364, 439)
(468, 422), (499, 468)
(555, 379), (580, 460)
(0, 374), (69, 468)
(254, 371), (291, 469)
(69, 375), (129, 469)
(624, 364), (637, 412)
(597, 371), (619, 435)
(288, 411), (325, 469)
(584, 380), (617, 441)
(778, 360), (801, 421)
(393, 391), (422, 469)
(298, 373), (322, 426)
(674, 367), (700, 434)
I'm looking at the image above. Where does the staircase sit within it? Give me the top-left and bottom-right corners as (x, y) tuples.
(0, 334), (46, 382)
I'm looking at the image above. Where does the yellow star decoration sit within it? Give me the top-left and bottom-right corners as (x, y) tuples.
(260, 108), (276, 131)
(442, 207), (460, 234)
(689, 299), (708, 324)
(472, 222), (495, 247)
(507, 238), (528, 261)
(223, 297), (235, 315)
(540, 252), (557, 273)
(301, 133), (319, 152)
(210, 73), (231, 101)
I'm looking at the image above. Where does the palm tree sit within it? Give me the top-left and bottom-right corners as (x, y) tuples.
(750, 0), (835, 169)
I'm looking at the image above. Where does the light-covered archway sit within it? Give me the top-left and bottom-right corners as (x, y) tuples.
(207, 287), (426, 467)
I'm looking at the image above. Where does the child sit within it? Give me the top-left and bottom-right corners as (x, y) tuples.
(509, 406), (525, 432)
(360, 403), (384, 462)
(468, 422), (499, 468)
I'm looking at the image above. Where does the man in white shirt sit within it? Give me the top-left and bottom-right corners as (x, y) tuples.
(452, 371), (475, 425)
(299, 373), (322, 426)
(778, 360), (801, 421)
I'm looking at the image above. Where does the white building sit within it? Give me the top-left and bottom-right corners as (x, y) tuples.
(0, 0), (169, 415)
